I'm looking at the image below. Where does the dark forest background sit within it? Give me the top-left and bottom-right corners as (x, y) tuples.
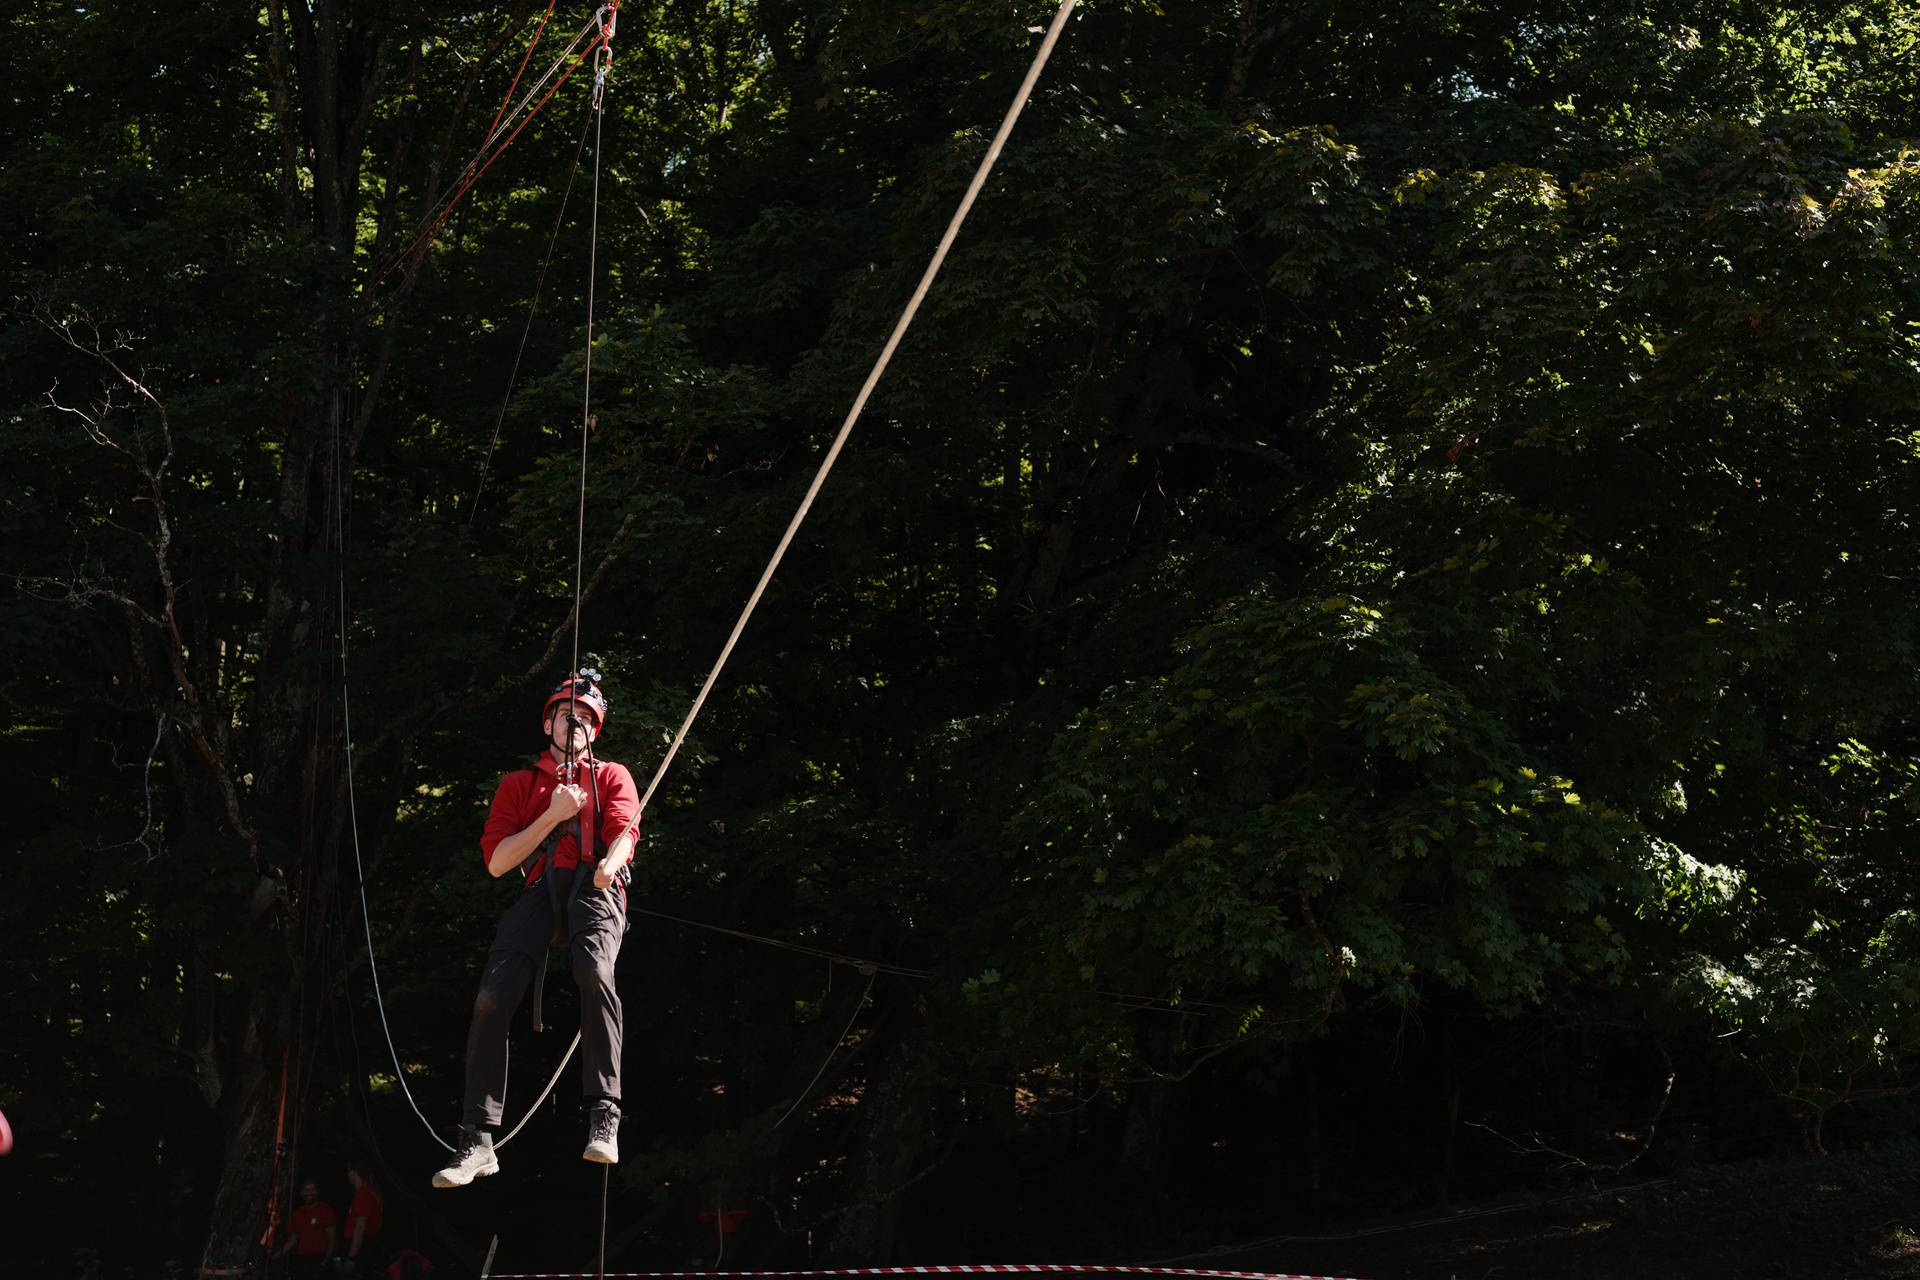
(4, 0), (1920, 1275)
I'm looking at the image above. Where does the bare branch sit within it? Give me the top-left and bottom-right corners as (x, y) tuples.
(1466, 1059), (1677, 1175)
(29, 299), (263, 870)
(514, 508), (642, 685)
(14, 570), (166, 630)
(1120, 1029), (1279, 1084)
(89, 713), (170, 861)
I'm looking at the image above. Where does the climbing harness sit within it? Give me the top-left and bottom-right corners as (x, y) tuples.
(518, 746), (634, 1036)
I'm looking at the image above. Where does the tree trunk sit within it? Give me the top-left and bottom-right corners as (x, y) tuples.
(195, 1004), (287, 1275)
(1305, 1062), (1324, 1223)
(825, 1001), (932, 1263)
(1119, 1080), (1183, 1245)
(198, 5), (398, 1268)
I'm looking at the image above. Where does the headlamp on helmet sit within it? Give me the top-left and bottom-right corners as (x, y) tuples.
(543, 668), (609, 736)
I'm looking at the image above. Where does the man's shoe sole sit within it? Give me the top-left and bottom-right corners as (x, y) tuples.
(431, 1157), (499, 1188)
(582, 1142), (619, 1165)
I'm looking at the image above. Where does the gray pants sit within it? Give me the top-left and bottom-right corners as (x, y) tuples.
(461, 867), (625, 1127)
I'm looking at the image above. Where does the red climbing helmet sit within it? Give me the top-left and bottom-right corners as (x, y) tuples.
(543, 668), (610, 731)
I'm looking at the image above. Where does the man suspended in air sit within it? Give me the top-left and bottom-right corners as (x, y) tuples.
(433, 670), (638, 1187)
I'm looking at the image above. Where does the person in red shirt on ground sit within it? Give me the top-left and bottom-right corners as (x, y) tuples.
(273, 1177), (336, 1280)
(433, 670), (639, 1188)
(385, 1247), (432, 1280)
(342, 1164), (385, 1276)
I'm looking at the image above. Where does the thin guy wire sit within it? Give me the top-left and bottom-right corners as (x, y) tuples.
(628, 904), (933, 978)
(381, 10), (606, 284)
(572, 46), (605, 694)
(390, 12), (598, 273)
(626, 903), (1305, 1025)
(771, 972), (877, 1130)
(633, 0), (1080, 817)
(482, 1), (561, 150)
(415, 10), (601, 241)
(480, 7), (595, 155)
(469, 101), (597, 526)
(337, 358), (456, 1152)
(341, 363), (577, 1153)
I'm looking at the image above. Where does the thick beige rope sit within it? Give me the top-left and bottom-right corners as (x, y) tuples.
(636, 0), (1079, 815)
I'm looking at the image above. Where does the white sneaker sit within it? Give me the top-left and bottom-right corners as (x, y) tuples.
(582, 1102), (620, 1164)
(432, 1127), (499, 1187)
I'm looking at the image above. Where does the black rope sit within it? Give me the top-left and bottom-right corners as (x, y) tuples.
(628, 903), (1312, 1030)
(627, 904), (930, 978)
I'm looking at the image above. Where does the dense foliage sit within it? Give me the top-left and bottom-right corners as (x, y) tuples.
(3, 0), (1918, 1273)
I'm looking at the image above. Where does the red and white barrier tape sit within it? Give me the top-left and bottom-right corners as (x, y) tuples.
(489, 1267), (1361, 1280)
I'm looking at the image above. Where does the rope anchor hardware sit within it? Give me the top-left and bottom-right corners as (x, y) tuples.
(591, 49), (612, 111)
(592, 3), (617, 111)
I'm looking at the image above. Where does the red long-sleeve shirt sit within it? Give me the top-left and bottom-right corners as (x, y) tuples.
(479, 754), (640, 885)
(346, 1186), (383, 1251)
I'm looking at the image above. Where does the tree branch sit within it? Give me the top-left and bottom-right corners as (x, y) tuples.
(31, 300), (264, 870)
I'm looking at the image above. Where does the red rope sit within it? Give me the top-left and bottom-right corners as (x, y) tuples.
(381, 4), (614, 287)
(255, 1047), (291, 1248)
(383, 28), (603, 284)
(485, 1), (561, 147)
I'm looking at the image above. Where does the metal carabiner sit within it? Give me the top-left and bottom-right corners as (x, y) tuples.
(591, 40), (613, 112)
